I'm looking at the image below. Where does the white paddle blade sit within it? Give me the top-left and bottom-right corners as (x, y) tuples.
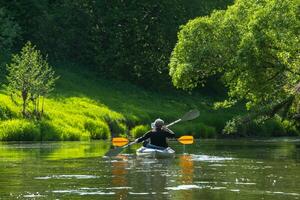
(181, 109), (200, 121)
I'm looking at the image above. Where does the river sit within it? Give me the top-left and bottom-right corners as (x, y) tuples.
(0, 139), (299, 200)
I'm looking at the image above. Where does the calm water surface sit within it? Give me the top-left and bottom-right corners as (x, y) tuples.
(0, 139), (299, 200)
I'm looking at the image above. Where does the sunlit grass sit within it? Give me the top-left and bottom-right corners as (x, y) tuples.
(0, 63), (240, 141)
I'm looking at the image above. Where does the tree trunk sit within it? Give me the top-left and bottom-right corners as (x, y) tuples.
(41, 96), (45, 115)
(36, 95), (40, 118)
(22, 90), (28, 117)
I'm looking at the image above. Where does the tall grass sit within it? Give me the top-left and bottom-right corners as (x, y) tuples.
(130, 125), (150, 138)
(0, 119), (40, 141)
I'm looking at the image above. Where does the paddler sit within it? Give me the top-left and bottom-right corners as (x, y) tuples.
(134, 118), (175, 150)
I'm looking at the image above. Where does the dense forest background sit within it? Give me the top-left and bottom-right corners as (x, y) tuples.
(0, 0), (232, 88)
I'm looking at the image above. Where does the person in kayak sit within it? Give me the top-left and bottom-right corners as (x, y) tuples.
(134, 118), (175, 150)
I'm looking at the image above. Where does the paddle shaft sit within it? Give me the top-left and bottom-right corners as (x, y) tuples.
(165, 119), (181, 128)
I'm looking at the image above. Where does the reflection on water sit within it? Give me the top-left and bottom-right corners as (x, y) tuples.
(179, 154), (194, 184)
(111, 155), (129, 199)
(0, 139), (299, 200)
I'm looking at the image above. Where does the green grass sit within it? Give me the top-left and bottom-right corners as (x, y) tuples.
(0, 63), (242, 141)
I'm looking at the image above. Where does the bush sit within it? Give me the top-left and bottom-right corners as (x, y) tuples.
(200, 125), (217, 138)
(0, 104), (13, 119)
(40, 119), (90, 141)
(260, 120), (285, 137)
(84, 119), (111, 139)
(172, 122), (217, 139)
(107, 120), (127, 136)
(281, 120), (299, 136)
(39, 120), (62, 141)
(235, 117), (299, 137)
(130, 125), (149, 138)
(61, 126), (89, 141)
(0, 119), (40, 141)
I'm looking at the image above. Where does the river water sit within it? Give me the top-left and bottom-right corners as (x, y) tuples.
(0, 139), (299, 200)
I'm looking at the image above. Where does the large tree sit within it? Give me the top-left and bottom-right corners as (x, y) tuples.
(169, 0), (300, 133)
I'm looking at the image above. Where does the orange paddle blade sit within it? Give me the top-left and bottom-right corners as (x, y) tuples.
(178, 135), (194, 144)
(112, 137), (129, 147)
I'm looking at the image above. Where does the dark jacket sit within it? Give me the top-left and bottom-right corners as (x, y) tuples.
(136, 128), (175, 148)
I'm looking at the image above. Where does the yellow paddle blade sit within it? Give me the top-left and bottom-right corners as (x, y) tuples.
(178, 135), (194, 145)
(112, 137), (129, 147)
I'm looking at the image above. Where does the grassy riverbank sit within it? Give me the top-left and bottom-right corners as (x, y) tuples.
(0, 63), (297, 141)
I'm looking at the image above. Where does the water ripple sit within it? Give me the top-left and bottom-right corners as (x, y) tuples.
(165, 185), (202, 190)
(191, 154), (235, 162)
(52, 189), (115, 195)
(35, 174), (99, 180)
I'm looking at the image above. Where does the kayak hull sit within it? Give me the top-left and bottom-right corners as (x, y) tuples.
(136, 147), (175, 159)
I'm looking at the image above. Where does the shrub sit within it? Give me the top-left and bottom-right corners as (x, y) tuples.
(84, 119), (111, 139)
(40, 119), (90, 141)
(130, 125), (149, 138)
(260, 120), (284, 137)
(0, 104), (13, 119)
(172, 122), (217, 139)
(200, 125), (217, 138)
(61, 126), (89, 141)
(236, 117), (297, 137)
(107, 120), (127, 136)
(0, 119), (40, 141)
(0, 95), (19, 119)
(39, 120), (62, 141)
(281, 120), (299, 136)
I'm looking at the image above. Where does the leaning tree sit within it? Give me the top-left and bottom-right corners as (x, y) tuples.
(169, 0), (300, 133)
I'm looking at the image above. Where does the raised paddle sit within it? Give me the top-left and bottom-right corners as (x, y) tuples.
(165, 109), (200, 128)
(104, 109), (199, 157)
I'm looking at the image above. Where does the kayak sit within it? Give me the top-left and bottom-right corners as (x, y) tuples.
(136, 147), (175, 159)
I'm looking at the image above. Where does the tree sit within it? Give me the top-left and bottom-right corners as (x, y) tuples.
(6, 41), (59, 117)
(0, 7), (20, 78)
(93, 0), (232, 88)
(0, 7), (20, 53)
(169, 0), (300, 133)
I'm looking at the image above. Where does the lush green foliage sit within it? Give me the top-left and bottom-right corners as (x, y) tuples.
(1, 61), (298, 141)
(84, 119), (110, 140)
(169, 0), (300, 134)
(172, 122), (217, 138)
(0, 7), (20, 79)
(6, 42), (59, 117)
(130, 125), (150, 138)
(0, 7), (20, 55)
(0, 0), (232, 88)
(0, 62), (244, 141)
(0, 119), (40, 141)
